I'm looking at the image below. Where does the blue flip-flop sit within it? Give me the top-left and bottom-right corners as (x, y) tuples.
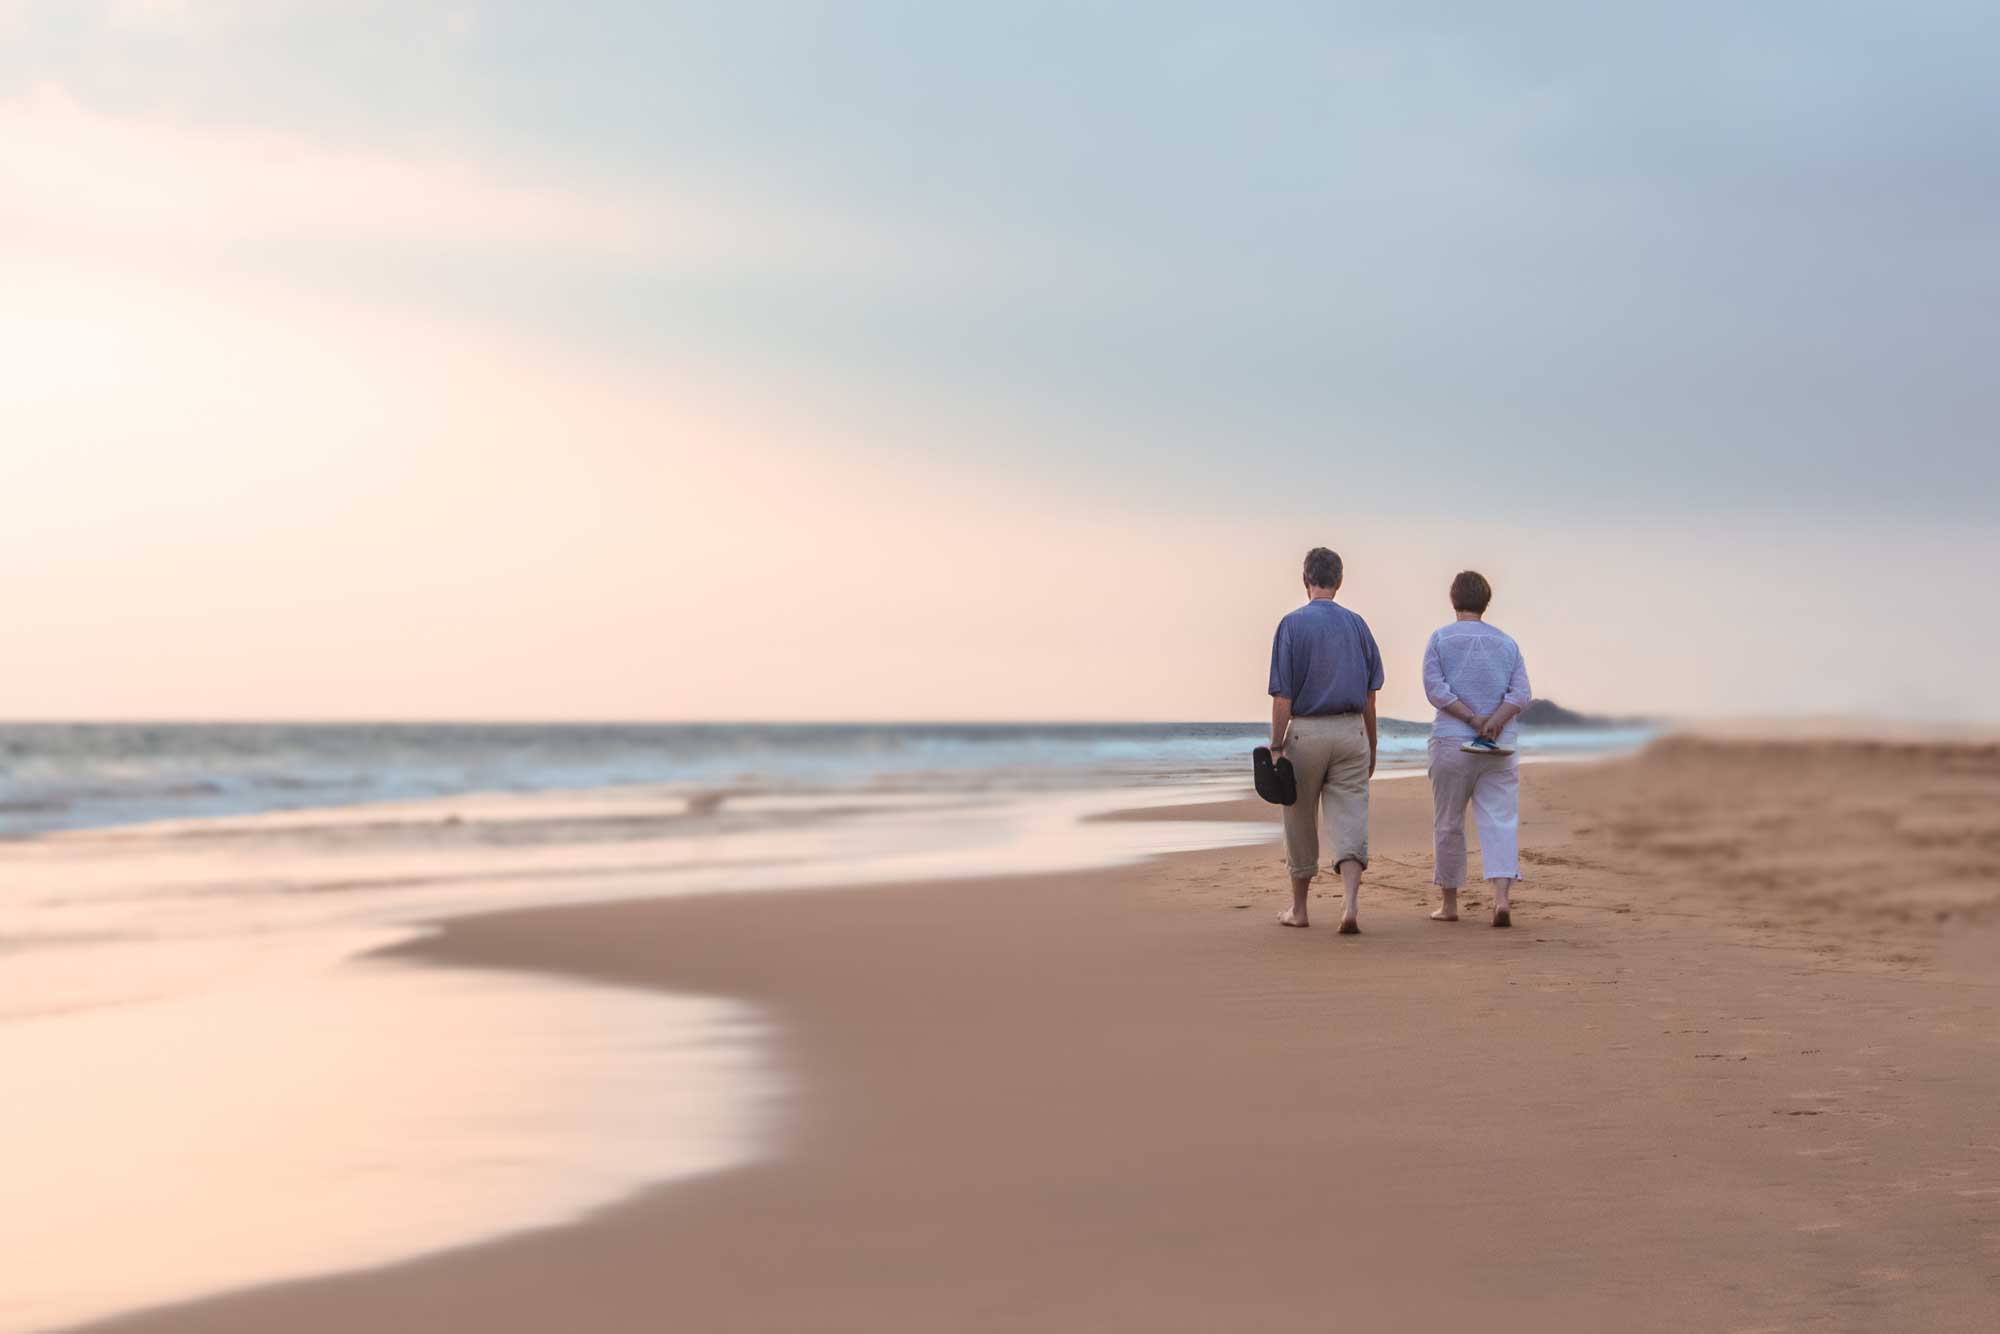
(1460, 737), (1516, 756)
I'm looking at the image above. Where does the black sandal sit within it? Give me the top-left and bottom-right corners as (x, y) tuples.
(1252, 746), (1297, 806)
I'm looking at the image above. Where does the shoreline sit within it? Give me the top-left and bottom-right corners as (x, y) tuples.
(0, 717), (1645, 843)
(67, 739), (2000, 1332)
(4, 772), (1278, 1331)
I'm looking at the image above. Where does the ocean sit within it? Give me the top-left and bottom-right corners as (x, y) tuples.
(0, 719), (1650, 838)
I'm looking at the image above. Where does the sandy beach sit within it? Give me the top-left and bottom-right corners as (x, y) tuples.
(67, 737), (2000, 1333)
(21, 5), (1999, 1329)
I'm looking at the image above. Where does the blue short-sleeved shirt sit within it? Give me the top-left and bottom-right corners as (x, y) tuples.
(1267, 599), (1385, 716)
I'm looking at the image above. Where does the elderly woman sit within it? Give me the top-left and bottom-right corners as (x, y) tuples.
(1421, 570), (1532, 927)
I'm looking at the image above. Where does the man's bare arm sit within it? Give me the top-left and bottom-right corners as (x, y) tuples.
(1271, 695), (1294, 752)
(1364, 691), (1378, 777)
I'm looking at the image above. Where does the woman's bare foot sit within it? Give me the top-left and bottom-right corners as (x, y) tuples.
(1491, 907), (1512, 928)
(1337, 917), (1360, 935)
(1277, 910), (1309, 928)
(1429, 908), (1459, 921)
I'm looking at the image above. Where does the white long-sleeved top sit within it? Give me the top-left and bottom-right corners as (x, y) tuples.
(1422, 620), (1533, 745)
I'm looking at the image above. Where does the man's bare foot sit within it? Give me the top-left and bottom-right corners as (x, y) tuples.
(1277, 910), (1309, 928)
(1337, 917), (1360, 935)
(1429, 908), (1459, 922)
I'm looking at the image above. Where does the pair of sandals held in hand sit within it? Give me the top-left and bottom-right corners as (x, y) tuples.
(1252, 734), (1514, 807)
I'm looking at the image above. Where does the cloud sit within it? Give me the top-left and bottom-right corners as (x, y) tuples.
(0, 85), (625, 254)
(102, 0), (192, 29)
(0, 84), (975, 282)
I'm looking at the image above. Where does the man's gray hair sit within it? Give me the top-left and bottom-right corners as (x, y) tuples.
(1302, 547), (1342, 588)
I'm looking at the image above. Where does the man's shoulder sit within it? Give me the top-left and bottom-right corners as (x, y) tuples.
(1281, 600), (1374, 635)
(1316, 600), (1374, 632)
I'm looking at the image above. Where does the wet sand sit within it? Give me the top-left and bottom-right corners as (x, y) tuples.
(70, 738), (2000, 1332)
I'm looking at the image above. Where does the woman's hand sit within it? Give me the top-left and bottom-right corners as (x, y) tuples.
(1478, 716), (1504, 742)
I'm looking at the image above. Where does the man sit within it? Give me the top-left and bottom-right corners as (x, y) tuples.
(1421, 570), (1532, 927)
(1268, 547), (1383, 934)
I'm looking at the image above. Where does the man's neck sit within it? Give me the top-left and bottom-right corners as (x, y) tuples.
(1306, 587), (1339, 602)
(1455, 611), (1484, 622)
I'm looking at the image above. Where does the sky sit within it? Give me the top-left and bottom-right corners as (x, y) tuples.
(3, 1), (1996, 722)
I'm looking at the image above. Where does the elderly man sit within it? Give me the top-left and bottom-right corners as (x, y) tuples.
(1422, 570), (1532, 927)
(1267, 547), (1383, 934)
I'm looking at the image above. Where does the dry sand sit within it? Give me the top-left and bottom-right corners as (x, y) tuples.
(70, 738), (2000, 1332)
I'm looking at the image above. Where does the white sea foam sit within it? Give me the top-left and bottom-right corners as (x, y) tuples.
(0, 721), (1462, 837)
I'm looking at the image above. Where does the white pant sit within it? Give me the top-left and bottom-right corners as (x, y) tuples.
(1427, 738), (1521, 887)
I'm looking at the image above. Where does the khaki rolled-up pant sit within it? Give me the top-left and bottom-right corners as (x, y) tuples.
(1281, 714), (1371, 879)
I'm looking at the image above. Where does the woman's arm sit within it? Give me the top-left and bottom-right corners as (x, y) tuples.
(1424, 634), (1487, 729)
(1421, 635), (1456, 711)
(1478, 701), (1522, 740)
(1444, 699), (1485, 727)
(1478, 647), (1534, 740)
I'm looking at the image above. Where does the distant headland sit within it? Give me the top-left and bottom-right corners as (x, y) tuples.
(1521, 699), (1646, 730)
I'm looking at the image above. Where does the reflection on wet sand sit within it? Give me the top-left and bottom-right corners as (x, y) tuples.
(1, 777), (1271, 1332)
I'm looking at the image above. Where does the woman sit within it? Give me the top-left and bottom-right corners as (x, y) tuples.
(1421, 570), (1531, 927)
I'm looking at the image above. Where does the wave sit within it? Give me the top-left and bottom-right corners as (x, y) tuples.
(0, 720), (1644, 839)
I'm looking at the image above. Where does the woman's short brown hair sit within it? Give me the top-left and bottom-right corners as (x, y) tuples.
(1450, 570), (1492, 614)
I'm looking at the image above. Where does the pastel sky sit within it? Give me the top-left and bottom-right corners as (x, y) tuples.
(4, 2), (1996, 722)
